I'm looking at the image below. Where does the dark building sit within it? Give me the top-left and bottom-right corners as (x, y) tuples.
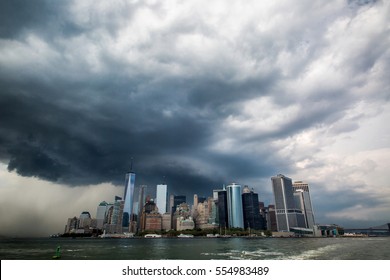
(171, 195), (186, 213)
(242, 187), (265, 230)
(266, 204), (278, 231)
(217, 190), (228, 228)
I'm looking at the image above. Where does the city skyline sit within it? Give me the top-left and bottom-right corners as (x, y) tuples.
(1, 0), (389, 237)
(63, 173), (310, 235)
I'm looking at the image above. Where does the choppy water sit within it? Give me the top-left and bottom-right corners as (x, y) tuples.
(1, 237), (389, 260)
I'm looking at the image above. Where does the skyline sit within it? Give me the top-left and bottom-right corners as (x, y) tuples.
(1, 0), (389, 237)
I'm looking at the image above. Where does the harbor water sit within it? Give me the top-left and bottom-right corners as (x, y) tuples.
(1, 236), (389, 260)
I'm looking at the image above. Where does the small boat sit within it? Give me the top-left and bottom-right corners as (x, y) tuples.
(144, 234), (162, 238)
(177, 234), (194, 238)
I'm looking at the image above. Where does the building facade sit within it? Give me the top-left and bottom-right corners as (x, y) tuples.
(242, 186), (265, 230)
(271, 174), (304, 231)
(226, 183), (244, 228)
(123, 171), (136, 230)
(293, 181), (315, 229)
(156, 184), (168, 214)
(217, 190), (228, 228)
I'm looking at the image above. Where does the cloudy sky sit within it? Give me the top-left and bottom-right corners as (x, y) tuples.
(0, 0), (389, 237)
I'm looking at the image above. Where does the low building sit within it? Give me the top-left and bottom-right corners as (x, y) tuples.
(177, 216), (195, 231)
(145, 213), (162, 231)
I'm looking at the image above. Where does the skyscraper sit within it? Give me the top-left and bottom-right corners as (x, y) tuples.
(293, 181), (315, 229)
(226, 183), (244, 228)
(137, 185), (147, 232)
(173, 195), (186, 208)
(156, 184), (168, 214)
(96, 201), (109, 229)
(217, 190), (228, 228)
(271, 174), (304, 231)
(123, 170), (136, 230)
(242, 186), (264, 230)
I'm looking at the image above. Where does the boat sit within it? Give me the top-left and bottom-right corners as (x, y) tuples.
(177, 234), (194, 238)
(144, 234), (162, 238)
(99, 230), (134, 239)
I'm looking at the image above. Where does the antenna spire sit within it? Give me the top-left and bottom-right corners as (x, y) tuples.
(130, 157), (133, 172)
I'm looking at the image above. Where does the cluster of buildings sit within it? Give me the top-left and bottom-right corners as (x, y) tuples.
(64, 171), (323, 237)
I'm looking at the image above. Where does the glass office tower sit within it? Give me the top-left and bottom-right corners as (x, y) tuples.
(242, 186), (264, 230)
(226, 183), (244, 228)
(123, 171), (136, 229)
(217, 190), (228, 228)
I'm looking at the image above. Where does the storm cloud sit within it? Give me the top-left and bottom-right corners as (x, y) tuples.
(0, 0), (389, 235)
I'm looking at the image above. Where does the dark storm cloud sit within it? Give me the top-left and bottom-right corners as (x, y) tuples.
(0, 73), (216, 187)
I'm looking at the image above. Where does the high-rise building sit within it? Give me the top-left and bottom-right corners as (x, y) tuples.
(213, 188), (224, 225)
(156, 184), (168, 214)
(96, 201), (108, 229)
(293, 181), (315, 229)
(266, 204), (278, 231)
(217, 190), (228, 228)
(123, 170), (136, 230)
(271, 174), (304, 231)
(137, 185), (147, 231)
(78, 211), (92, 229)
(226, 183), (244, 228)
(172, 195), (186, 212)
(169, 194), (174, 214)
(193, 194), (198, 209)
(242, 186), (264, 230)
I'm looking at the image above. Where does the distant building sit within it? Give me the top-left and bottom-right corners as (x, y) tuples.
(96, 201), (109, 229)
(271, 174), (304, 231)
(162, 213), (172, 231)
(139, 200), (158, 231)
(79, 211), (92, 229)
(293, 181), (315, 229)
(169, 194), (174, 214)
(172, 195), (186, 213)
(213, 188), (224, 225)
(123, 170), (136, 230)
(241, 186), (265, 230)
(217, 189), (228, 228)
(104, 200), (124, 233)
(193, 194), (198, 213)
(226, 183), (244, 228)
(156, 184), (168, 214)
(137, 185), (147, 232)
(173, 202), (191, 230)
(177, 216), (195, 231)
(194, 198), (211, 228)
(266, 204), (277, 232)
(65, 217), (79, 233)
(144, 213), (162, 231)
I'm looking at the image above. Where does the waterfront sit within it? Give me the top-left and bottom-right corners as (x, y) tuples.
(1, 236), (390, 260)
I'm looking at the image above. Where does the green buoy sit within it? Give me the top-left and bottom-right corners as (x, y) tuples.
(52, 246), (61, 259)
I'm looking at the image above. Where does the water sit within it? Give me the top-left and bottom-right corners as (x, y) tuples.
(1, 237), (389, 260)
